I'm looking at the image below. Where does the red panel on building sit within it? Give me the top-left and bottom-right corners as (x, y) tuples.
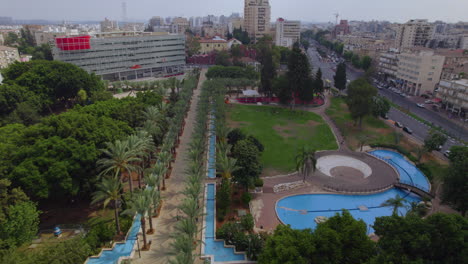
(55, 35), (91, 51)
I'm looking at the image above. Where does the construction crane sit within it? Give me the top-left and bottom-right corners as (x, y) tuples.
(333, 13), (339, 25)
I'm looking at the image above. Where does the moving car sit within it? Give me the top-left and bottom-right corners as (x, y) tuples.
(403, 126), (413, 134)
(417, 103), (425, 108)
(395, 121), (403, 128)
(444, 150), (451, 157)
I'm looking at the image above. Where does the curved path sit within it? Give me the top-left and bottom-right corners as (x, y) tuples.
(134, 69), (206, 264)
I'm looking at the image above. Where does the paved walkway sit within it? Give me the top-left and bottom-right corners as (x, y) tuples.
(134, 69), (207, 264)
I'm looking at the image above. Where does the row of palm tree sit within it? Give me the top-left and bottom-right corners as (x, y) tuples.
(92, 74), (199, 250)
(168, 75), (218, 263)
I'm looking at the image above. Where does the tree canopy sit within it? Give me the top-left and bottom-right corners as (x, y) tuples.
(372, 213), (468, 264)
(258, 210), (375, 264)
(206, 65), (259, 80)
(334, 62), (347, 92)
(346, 78), (377, 127)
(442, 146), (468, 215)
(1, 60), (105, 116)
(287, 43), (314, 103)
(423, 129), (447, 152)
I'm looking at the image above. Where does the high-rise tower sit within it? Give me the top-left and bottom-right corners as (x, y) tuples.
(243, 0), (271, 43)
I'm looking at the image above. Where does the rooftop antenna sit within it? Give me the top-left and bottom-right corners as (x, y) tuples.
(334, 13), (339, 25)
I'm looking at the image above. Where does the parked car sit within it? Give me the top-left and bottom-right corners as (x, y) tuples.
(417, 103), (425, 108)
(444, 150), (451, 157)
(403, 126), (413, 134)
(381, 113), (389, 119)
(395, 121), (403, 128)
(400, 93), (407, 97)
(424, 100), (433, 104)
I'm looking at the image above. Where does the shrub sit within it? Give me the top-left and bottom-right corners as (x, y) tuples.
(227, 128), (246, 146)
(216, 222), (242, 242)
(241, 192), (252, 205)
(254, 178), (264, 187)
(247, 135), (264, 152)
(240, 214), (254, 231)
(84, 221), (114, 252)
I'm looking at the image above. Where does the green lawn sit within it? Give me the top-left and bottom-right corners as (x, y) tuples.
(326, 97), (397, 149)
(228, 104), (337, 173)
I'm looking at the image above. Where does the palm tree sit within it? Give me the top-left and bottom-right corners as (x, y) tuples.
(91, 176), (123, 234)
(168, 233), (196, 264)
(158, 150), (172, 176)
(148, 186), (161, 217)
(122, 191), (152, 249)
(97, 139), (141, 193)
(382, 195), (407, 216)
(295, 147), (317, 182)
(144, 172), (161, 192)
(216, 154), (240, 180)
(127, 132), (152, 189)
(153, 162), (168, 190)
(143, 188), (156, 233)
(178, 198), (203, 222)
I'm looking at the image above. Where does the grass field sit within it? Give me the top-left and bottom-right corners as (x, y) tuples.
(227, 104), (338, 174)
(326, 97), (397, 149)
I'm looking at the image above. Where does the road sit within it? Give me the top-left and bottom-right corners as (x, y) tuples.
(306, 41), (466, 154)
(307, 41), (363, 85)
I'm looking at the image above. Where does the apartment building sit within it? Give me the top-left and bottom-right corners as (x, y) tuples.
(0, 45), (20, 69)
(275, 18), (300, 48)
(396, 50), (444, 96)
(438, 79), (468, 114)
(244, 0), (271, 42)
(172, 17), (190, 34)
(378, 51), (399, 81)
(436, 49), (468, 80)
(395, 19), (434, 50)
(100, 18), (119, 32)
(52, 32), (185, 81)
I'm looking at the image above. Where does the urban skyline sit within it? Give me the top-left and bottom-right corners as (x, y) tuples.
(2, 0), (468, 23)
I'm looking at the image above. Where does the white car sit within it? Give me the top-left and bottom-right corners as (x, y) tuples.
(417, 103), (425, 108)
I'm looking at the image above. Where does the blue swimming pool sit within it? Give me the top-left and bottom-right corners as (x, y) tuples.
(86, 214), (141, 264)
(276, 188), (421, 234)
(204, 184), (246, 262)
(369, 150), (430, 192)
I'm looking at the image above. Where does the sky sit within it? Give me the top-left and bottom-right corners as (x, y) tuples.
(1, 0), (467, 23)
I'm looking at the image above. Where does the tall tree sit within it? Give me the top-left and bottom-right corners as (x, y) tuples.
(97, 139), (141, 193)
(91, 176), (123, 234)
(258, 45), (276, 97)
(287, 42), (313, 104)
(442, 146), (468, 215)
(295, 146), (317, 182)
(313, 68), (324, 96)
(122, 190), (152, 249)
(346, 78), (377, 128)
(361, 56), (372, 71)
(334, 62), (347, 93)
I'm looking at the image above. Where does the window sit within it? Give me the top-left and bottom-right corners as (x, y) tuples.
(428, 78), (433, 81)
(206, 44), (209, 47)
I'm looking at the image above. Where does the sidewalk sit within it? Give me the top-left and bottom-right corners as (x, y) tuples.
(133, 68), (207, 264)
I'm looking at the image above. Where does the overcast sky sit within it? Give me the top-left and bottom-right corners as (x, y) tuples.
(1, 0), (467, 23)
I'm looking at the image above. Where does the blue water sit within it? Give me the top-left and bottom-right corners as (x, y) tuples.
(208, 115), (216, 179)
(276, 189), (421, 234)
(369, 150), (430, 192)
(204, 184), (246, 262)
(87, 214), (141, 264)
